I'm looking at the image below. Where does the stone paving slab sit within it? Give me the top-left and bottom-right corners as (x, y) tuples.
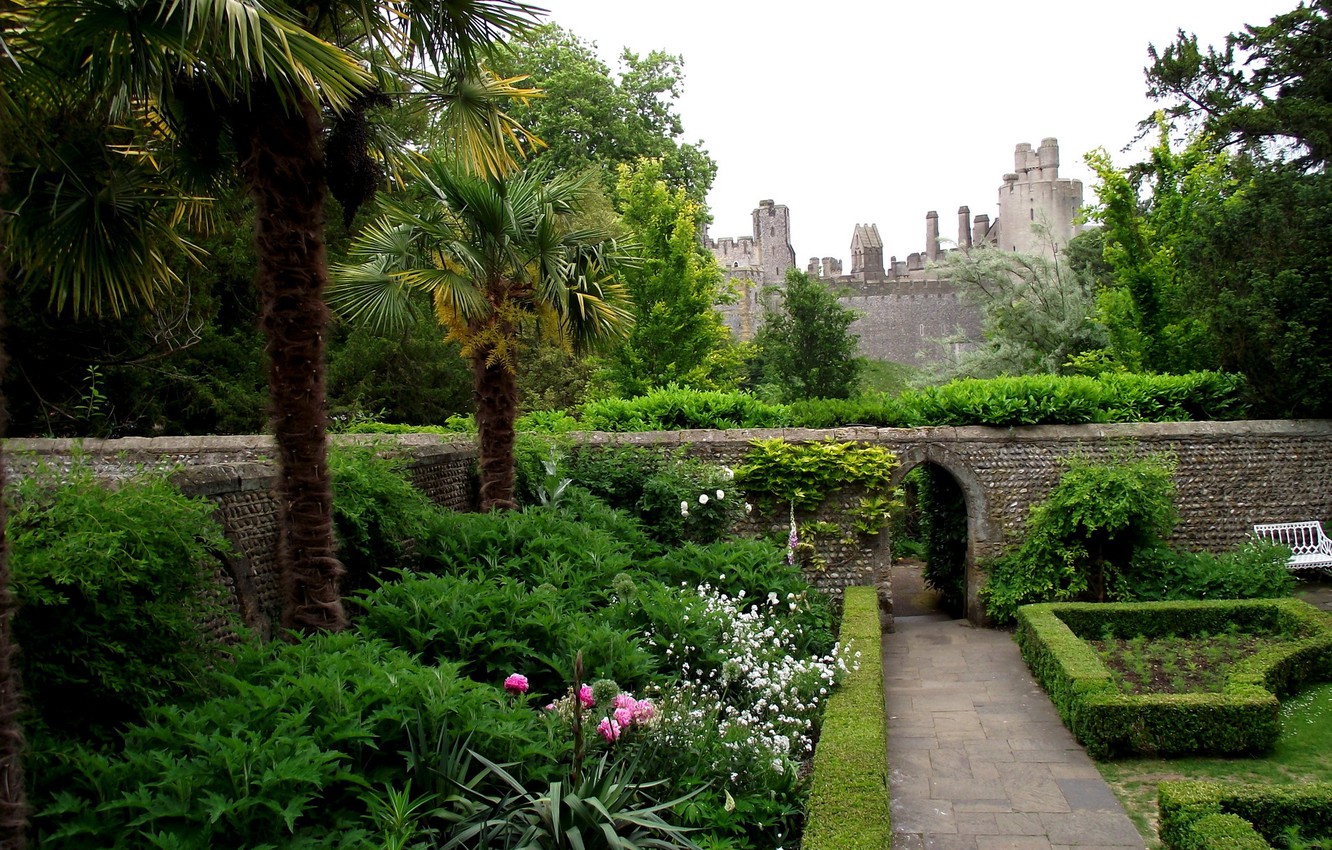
(885, 614), (1145, 850)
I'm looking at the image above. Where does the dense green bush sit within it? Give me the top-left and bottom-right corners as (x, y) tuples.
(1015, 599), (1332, 758)
(803, 587), (890, 850)
(567, 445), (742, 546)
(916, 465), (968, 615)
(1159, 781), (1332, 850)
(579, 385), (789, 431)
(36, 634), (558, 849)
(11, 463), (234, 745)
(981, 453), (1178, 624)
(736, 438), (898, 512)
(1120, 541), (1296, 603)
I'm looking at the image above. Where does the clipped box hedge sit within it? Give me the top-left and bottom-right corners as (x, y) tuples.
(1015, 599), (1332, 758)
(1159, 781), (1332, 850)
(803, 586), (891, 850)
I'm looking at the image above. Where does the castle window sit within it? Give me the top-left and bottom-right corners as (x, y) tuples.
(1030, 208), (1035, 220)
(770, 226), (775, 236)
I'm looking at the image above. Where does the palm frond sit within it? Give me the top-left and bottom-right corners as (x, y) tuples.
(327, 257), (424, 335)
(413, 66), (542, 178)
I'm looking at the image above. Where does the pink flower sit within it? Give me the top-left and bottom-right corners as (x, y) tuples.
(504, 673), (529, 695)
(597, 717), (621, 742)
(613, 706), (634, 728)
(543, 702), (556, 711)
(633, 699), (656, 723)
(613, 693), (637, 710)
(578, 684), (595, 708)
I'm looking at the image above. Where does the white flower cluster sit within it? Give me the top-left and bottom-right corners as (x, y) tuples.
(643, 585), (859, 781)
(680, 489), (726, 516)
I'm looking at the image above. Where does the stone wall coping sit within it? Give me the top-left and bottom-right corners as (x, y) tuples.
(7, 420), (1330, 460)
(171, 463), (278, 497)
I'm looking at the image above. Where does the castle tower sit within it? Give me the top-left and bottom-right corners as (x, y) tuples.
(995, 138), (1083, 258)
(925, 211), (940, 262)
(752, 199), (797, 285)
(850, 223), (884, 277)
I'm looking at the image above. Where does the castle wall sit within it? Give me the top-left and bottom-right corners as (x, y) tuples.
(837, 280), (981, 366)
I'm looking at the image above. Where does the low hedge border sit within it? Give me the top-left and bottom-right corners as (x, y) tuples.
(1159, 781), (1332, 849)
(1015, 599), (1332, 758)
(803, 586), (890, 850)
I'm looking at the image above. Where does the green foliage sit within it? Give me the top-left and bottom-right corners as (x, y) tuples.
(603, 159), (740, 396)
(1015, 599), (1332, 758)
(1159, 781), (1332, 850)
(736, 439), (898, 512)
(455, 751), (701, 850)
(981, 453), (1178, 624)
(329, 445), (450, 593)
(327, 318), (473, 426)
(35, 634), (557, 849)
(1120, 542), (1296, 603)
(10, 461), (234, 746)
(580, 385), (788, 431)
(567, 444), (743, 546)
(751, 270), (862, 402)
(490, 24), (717, 202)
(803, 587), (891, 850)
(933, 241), (1106, 379)
(916, 466), (968, 615)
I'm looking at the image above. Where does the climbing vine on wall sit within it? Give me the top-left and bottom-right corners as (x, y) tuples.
(736, 439), (899, 511)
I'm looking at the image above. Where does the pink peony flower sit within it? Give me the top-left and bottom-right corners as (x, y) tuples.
(543, 702), (556, 711)
(633, 699), (656, 722)
(578, 684), (595, 708)
(613, 693), (637, 710)
(613, 706), (634, 728)
(597, 717), (621, 742)
(503, 673), (529, 695)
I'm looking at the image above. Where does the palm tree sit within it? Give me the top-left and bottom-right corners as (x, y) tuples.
(330, 160), (635, 510)
(18, 0), (543, 633)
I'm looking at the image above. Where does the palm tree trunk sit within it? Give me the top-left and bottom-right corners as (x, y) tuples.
(0, 149), (30, 849)
(239, 88), (347, 633)
(473, 345), (519, 511)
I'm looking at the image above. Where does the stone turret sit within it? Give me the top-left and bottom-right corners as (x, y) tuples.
(925, 211), (940, 262)
(995, 138), (1083, 258)
(850, 224), (884, 277)
(958, 206), (972, 249)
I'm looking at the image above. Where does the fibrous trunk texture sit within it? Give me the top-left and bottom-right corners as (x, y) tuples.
(0, 151), (30, 849)
(241, 89), (347, 633)
(473, 345), (519, 511)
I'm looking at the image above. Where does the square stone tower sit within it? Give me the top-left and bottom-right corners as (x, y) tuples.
(995, 138), (1083, 258)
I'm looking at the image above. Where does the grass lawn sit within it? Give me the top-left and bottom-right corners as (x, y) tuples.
(1097, 681), (1332, 846)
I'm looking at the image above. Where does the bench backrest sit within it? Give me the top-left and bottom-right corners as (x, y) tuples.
(1253, 521), (1329, 556)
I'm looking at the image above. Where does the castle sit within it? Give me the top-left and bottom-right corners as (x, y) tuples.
(705, 138), (1084, 366)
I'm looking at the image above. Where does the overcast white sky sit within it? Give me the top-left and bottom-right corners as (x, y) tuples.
(538, 1), (1294, 264)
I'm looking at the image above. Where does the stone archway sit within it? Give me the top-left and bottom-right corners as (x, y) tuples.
(891, 444), (999, 624)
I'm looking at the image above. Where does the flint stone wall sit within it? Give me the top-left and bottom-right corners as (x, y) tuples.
(9, 419), (1330, 628)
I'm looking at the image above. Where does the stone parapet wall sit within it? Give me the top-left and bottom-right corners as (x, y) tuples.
(10, 420), (1330, 627)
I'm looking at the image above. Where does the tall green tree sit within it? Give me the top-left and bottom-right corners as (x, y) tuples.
(490, 24), (717, 201)
(604, 159), (737, 396)
(1084, 122), (1233, 373)
(751, 270), (862, 402)
(1145, 1), (1332, 168)
(330, 161), (634, 509)
(934, 241), (1105, 379)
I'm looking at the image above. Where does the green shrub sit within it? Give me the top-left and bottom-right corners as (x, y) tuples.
(1160, 781), (1332, 850)
(981, 453), (1178, 624)
(736, 438), (898, 512)
(1016, 599), (1332, 758)
(1122, 541), (1296, 603)
(11, 462), (234, 746)
(330, 445), (448, 592)
(803, 587), (890, 850)
(917, 465), (967, 615)
(568, 445), (742, 546)
(35, 634), (559, 850)
(579, 385), (789, 431)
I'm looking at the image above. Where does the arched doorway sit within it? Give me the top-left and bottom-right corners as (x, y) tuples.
(890, 446), (997, 624)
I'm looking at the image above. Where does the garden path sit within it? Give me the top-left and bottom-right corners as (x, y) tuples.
(884, 614), (1146, 850)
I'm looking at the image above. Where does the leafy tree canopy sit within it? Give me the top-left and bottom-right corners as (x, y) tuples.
(601, 159), (739, 397)
(1145, 1), (1332, 168)
(491, 24), (717, 201)
(751, 270), (862, 402)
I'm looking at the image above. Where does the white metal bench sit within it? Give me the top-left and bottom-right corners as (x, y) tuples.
(1252, 521), (1332, 573)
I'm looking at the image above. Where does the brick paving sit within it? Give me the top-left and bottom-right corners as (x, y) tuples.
(884, 614), (1146, 850)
